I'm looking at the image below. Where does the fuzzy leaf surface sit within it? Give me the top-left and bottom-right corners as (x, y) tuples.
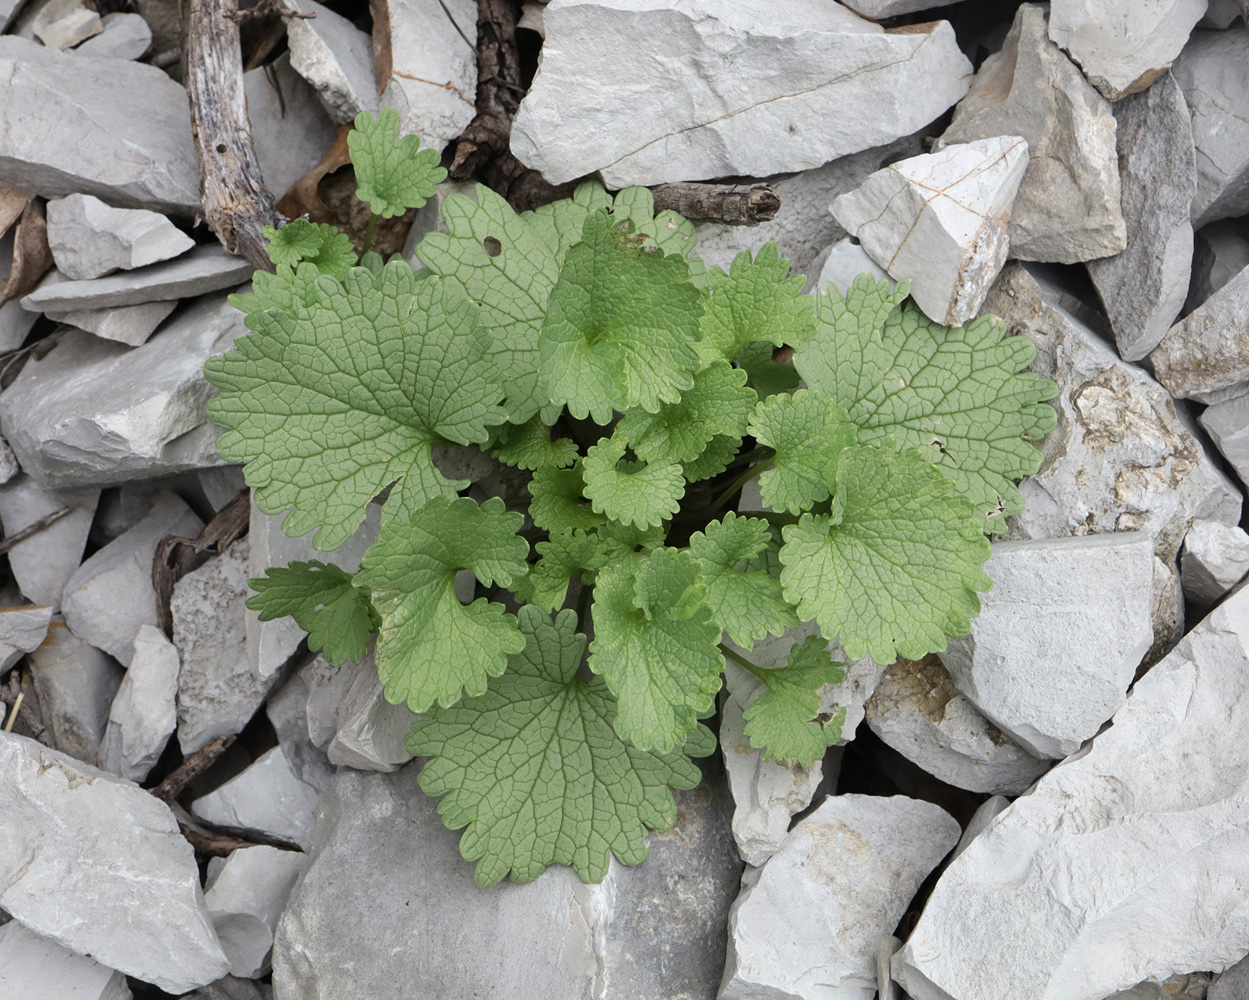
(698, 244), (815, 364)
(348, 108), (446, 218)
(742, 635), (846, 768)
(246, 560), (377, 665)
(748, 390), (858, 514)
(582, 436), (684, 530)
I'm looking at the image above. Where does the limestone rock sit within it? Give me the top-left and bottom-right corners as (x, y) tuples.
(893, 586), (1249, 1000)
(1211, 956), (1249, 1000)
(1172, 28), (1249, 226)
(832, 136), (1029, 326)
(75, 11), (153, 59)
(203, 846), (310, 979)
(1048, 0), (1206, 101)
(299, 654), (355, 750)
(0, 732), (229, 992)
(1201, 390), (1249, 488)
(0, 605), (53, 672)
(46, 194), (194, 280)
(840, 0), (960, 17)
(325, 651), (418, 772)
(940, 533), (1155, 759)
(1107, 973), (1214, 1000)
(721, 794), (960, 1000)
(1088, 73), (1196, 361)
(948, 795), (1010, 864)
(30, 0), (100, 50)
(1188, 220), (1249, 311)
(805, 238), (890, 296)
(264, 670), (335, 791)
(46, 299), (177, 347)
(0, 37), (198, 214)
(512, 1), (971, 187)
(98, 624), (179, 782)
(0, 475), (97, 607)
(1150, 553), (1186, 668)
(941, 4), (1126, 264)
(1151, 265), (1249, 403)
(0, 293), (246, 490)
(865, 655), (1053, 796)
(1203, 0), (1243, 26)
(286, 0), (376, 124)
(61, 492), (202, 666)
(244, 54), (339, 200)
(376, 0), (477, 149)
(1181, 519), (1249, 607)
(193, 745), (320, 850)
(28, 617), (124, 766)
(0, 921), (131, 1000)
(272, 762), (742, 1000)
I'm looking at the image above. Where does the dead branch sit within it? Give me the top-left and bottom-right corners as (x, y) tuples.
(151, 735), (236, 803)
(650, 183), (780, 225)
(0, 506), (73, 556)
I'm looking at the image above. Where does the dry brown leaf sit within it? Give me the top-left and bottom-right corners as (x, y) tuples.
(0, 201), (53, 307)
(276, 123), (353, 223)
(0, 182), (28, 239)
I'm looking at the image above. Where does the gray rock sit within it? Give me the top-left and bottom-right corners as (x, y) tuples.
(0, 438), (16, 485)
(893, 586), (1249, 1000)
(265, 669), (335, 790)
(941, 4), (1127, 264)
(0, 731), (230, 992)
(1188, 220), (1249, 312)
(512, 0), (971, 188)
(74, 11), (151, 59)
(30, 0), (100, 50)
(300, 653), (354, 750)
(1201, 389), (1249, 488)
(839, 0), (960, 16)
(721, 794), (961, 1000)
(244, 54), (340, 201)
(272, 762), (742, 999)
(286, 0), (376, 124)
(0, 293), (247, 490)
(0, 36), (198, 214)
(1151, 553), (1186, 667)
(805, 238), (890, 296)
(98, 624), (179, 782)
(62, 492), (202, 666)
(947, 794), (1010, 865)
(46, 299), (177, 347)
(325, 650), (418, 772)
(187, 977), (269, 1000)
(0, 605), (53, 672)
(376, 0), (477, 150)
(46, 193), (193, 280)
(192, 745), (321, 850)
(174, 540), (271, 754)
(1151, 264), (1249, 403)
(1088, 73), (1196, 361)
(1048, 0), (1206, 101)
(1, 0), (22, 30)
(1211, 956), (1249, 1000)
(865, 655), (1053, 795)
(832, 135), (1029, 326)
(1173, 28), (1249, 227)
(1181, 519), (1249, 607)
(0, 228), (40, 352)
(0, 476), (97, 608)
(1203, 0), (1243, 26)
(28, 617), (124, 766)
(940, 533), (1155, 759)
(198, 465), (248, 512)
(0, 921), (131, 1000)
(1106, 973), (1214, 1000)
(203, 845), (309, 978)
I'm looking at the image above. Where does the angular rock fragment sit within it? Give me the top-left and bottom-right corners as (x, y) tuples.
(0, 37), (199, 214)
(203, 845), (309, 978)
(28, 617), (124, 765)
(46, 193), (193, 280)
(941, 533), (1154, 759)
(1202, 0), (1243, 26)
(0, 604), (53, 671)
(244, 54), (339, 200)
(1150, 553), (1186, 667)
(840, 0), (960, 17)
(265, 671), (335, 791)
(942, 4), (1126, 264)
(832, 136), (1028, 325)
(1201, 390), (1249, 487)
(721, 794), (960, 1000)
(1181, 519), (1249, 607)
(894, 586), (1249, 1000)
(325, 651), (417, 772)
(805, 238), (889, 296)
(1188, 220), (1249, 311)
(193, 745), (320, 849)
(0, 475), (97, 607)
(46, 299), (177, 347)
(1151, 265), (1249, 403)
(98, 624), (179, 782)
(0, 921), (131, 1000)
(948, 795), (1010, 864)
(512, 0), (971, 187)
(1087, 73), (1196, 361)
(0, 732), (229, 992)
(286, 0), (376, 124)
(30, 0), (101, 50)
(75, 11), (152, 59)
(1211, 957), (1249, 1000)
(185, 976), (269, 1000)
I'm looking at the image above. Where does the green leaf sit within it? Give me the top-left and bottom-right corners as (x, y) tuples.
(263, 220), (357, 276)
(491, 416), (579, 470)
(593, 521), (667, 571)
(408, 606), (713, 887)
(779, 444), (993, 664)
(521, 179), (614, 260)
(356, 496), (529, 712)
(795, 275), (1058, 530)
(581, 435), (684, 530)
(538, 211), (703, 423)
(246, 560), (377, 666)
(589, 548), (722, 752)
(736, 340), (800, 400)
(528, 462), (606, 533)
(616, 360), (756, 465)
(688, 512), (798, 648)
(206, 263), (506, 550)
(516, 529), (600, 612)
(697, 244), (815, 364)
(348, 108), (446, 218)
(747, 389), (858, 514)
(741, 635), (847, 768)
(682, 434), (742, 483)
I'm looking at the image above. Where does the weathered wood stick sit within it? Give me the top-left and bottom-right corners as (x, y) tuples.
(650, 183), (781, 225)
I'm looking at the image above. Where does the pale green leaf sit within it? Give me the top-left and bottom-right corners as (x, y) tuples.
(742, 634), (846, 768)
(697, 244), (815, 364)
(747, 389), (858, 514)
(528, 462), (605, 533)
(348, 108), (446, 218)
(581, 435), (684, 529)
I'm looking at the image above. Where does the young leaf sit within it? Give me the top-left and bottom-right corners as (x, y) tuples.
(206, 263), (506, 550)
(742, 634), (847, 768)
(356, 496), (529, 712)
(736, 340), (800, 400)
(747, 389), (858, 514)
(538, 211), (703, 423)
(581, 435), (684, 530)
(779, 444), (993, 665)
(348, 107), (446, 218)
(589, 548), (722, 753)
(246, 560), (377, 666)
(516, 529), (600, 612)
(682, 434), (743, 483)
(688, 512), (798, 648)
(528, 462), (606, 533)
(795, 275), (1059, 530)
(408, 607), (714, 888)
(697, 244), (815, 364)
(491, 416), (579, 470)
(263, 220), (357, 276)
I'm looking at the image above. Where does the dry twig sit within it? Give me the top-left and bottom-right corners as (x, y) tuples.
(0, 506), (73, 556)
(150, 736), (236, 803)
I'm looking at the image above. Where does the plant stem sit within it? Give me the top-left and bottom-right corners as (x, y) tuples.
(707, 460), (772, 517)
(361, 212), (379, 254)
(718, 642), (770, 682)
(575, 578), (592, 632)
(723, 446), (773, 472)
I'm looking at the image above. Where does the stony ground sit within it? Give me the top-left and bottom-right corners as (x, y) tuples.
(1, 0), (1248, 998)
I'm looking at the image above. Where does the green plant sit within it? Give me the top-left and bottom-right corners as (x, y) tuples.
(205, 111), (1058, 887)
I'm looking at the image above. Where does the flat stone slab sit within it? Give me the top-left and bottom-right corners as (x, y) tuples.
(0, 475), (97, 608)
(1201, 390), (1249, 488)
(46, 193), (193, 280)
(46, 299), (177, 347)
(1151, 263), (1249, 403)
(287, 0), (376, 124)
(98, 623), (180, 782)
(0, 921), (131, 1000)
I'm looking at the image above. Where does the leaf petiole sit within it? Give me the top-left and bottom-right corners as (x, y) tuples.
(718, 642), (770, 683)
(361, 212), (379, 254)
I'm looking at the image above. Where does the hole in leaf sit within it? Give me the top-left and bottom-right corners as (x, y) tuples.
(483, 236), (502, 257)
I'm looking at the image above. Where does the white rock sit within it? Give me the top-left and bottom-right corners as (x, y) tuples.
(0, 475), (97, 608)
(0, 605), (53, 671)
(940, 532), (1154, 759)
(1173, 28), (1249, 227)
(377, 0), (477, 149)
(203, 846), (309, 978)
(98, 624), (179, 782)
(61, 492), (202, 666)
(1189, 220), (1249, 311)
(805, 238), (890, 296)
(244, 54), (339, 200)
(1048, 0), (1206, 101)
(1151, 264), (1249, 403)
(1, 0), (22, 30)
(865, 655), (1053, 795)
(46, 299), (177, 347)
(74, 11), (152, 59)
(721, 794), (960, 1000)
(833, 136), (1029, 326)
(0, 36), (199, 214)
(29, 617), (124, 766)
(0, 921), (131, 1000)
(0, 732), (229, 992)
(1106, 973), (1215, 1000)
(30, 0), (100, 50)
(192, 745), (320, 850)
(941, 4), (1126, 264)
(325, 650), (418, 772)
(46, 193), (194, 280)
(840, 0), (960, 17)
(1087, 72), (1196, 361)
(1181, 519), (1249, 607)
(894, 586), (1249, 1000)
(1201, 390), (1249, 489)
(947, 794), (1010, 864)
(512, 0), (971, 188)
(286, 0), (376, 125)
